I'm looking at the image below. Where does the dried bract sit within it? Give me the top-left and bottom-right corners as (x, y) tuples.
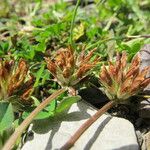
(45, 46), (99, 87)
(99, 52), (150, 102)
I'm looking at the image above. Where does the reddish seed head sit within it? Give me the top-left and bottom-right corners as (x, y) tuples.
(99, 51), (150, 101)
(0, 59), (34, 107)
(45, 46), (100, 87)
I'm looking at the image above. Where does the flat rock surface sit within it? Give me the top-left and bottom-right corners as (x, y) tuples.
(139, 45), (150, 119)
(139, 99), (150, 119)
(139, 44), (150, 91)
(22, 101), (139, 150)
(142, 131), (150, 150)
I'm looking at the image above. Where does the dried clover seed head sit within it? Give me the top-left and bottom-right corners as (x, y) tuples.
(0, 59), (34, 106)
(99, 52), (150, 102)
(45, 46), (100, 87)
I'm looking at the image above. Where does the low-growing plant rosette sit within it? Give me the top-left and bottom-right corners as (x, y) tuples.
(45, 46), (100, 87)
(99, 51), (150, 102)
(0, 58), (34, 111)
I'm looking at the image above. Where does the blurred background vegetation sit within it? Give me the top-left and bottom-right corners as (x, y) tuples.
(0, 0), (150, 59)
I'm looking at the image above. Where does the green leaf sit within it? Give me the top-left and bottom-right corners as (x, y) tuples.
(34, 42), (46, 52)
(34, 110), (54, 120)
(130, 41), (142, 53)
(0, 41), (9, 56)
(44, 100), (56, 112)
(34, 64), (45, 87)
(119, 39), (144, 57)
(31, 96), (41, 106)
(22, 109), (53, 120)
(56, 96), (81, 113)
(0, 102), (14, 132)
(41, 70), (50, 85)
(26, 48), (35, 60)
(22, 100), (56, 120)
(73, 23), (85, 41)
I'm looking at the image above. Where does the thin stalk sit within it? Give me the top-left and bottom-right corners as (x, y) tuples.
(60, 101), (115, 150)
(137, 95), (150, 99)
(142, 95), (150, 99)
(86, 37), (118, 50)
(104, 12), (117, 31)
(2, 88), (66, 150)
(126, 35), (150, 39)
(86, 34), (150, 51)
(70, 0), (80, 48)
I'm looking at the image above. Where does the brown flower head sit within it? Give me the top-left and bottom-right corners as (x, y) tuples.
(0, 59), (34, 108)
(45, 46), (100, 87)
(99, 51), (150, 102)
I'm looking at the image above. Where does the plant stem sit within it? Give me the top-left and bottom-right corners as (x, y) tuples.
(86, 34), (150, 51)
(60, 101), (115, 150)
(2, 88), (66, 150)
(86, 38), (117, 50)
(137, 95), (150, 99)
(126, 35), (150, 39)
(143, 95), (150, 98)
(70, 0), (80, 48)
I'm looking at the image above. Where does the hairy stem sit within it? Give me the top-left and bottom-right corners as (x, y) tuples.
(60, 101), (115, 150)
(2, 88), (66, 150)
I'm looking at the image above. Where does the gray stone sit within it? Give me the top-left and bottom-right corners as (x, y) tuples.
(139, 99), (150, 118)
(136, 130), (143, 146)
(22, 101), (139, 150)
(140, 99), (150, 107)
(138, 45), (150, 118)
(139, 44), (150, 91)
(139, 44), (150, 61)
(142, 131), (150, 150)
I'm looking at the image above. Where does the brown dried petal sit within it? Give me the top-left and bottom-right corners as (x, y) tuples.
(77, 64), (94, 78)
(55, 53), (66, 68)
(132, 66), (150, 83)
(78, 46), (86, 62)
(129, 67), (150, 93)
(45, 57), (56, 75)
(140, 66), (150, 78)
(140, 78), (150, 88)
(120, 76), (133, 94)
(130, 79), (142, 93)
(117, 67), (123, 83)
(121, 52), (127, 68)
(131, 54), (141, 67)
(99, 65), (112, 86)
(4, 60), (14, 73)
(22, 75), (34, 90)
(68, 55), (75, 67)
(108, 62), (116, 77)
(115, 52), (121, 76)
(14, 60), (27, 85)
(21, 86), (33, 101)
(0, 61), (12, 79)
(81, 48), (97, 64)
(125, 66), (139, 79)
(8, 60), (28, 96)
(63, 67), (71, 78)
